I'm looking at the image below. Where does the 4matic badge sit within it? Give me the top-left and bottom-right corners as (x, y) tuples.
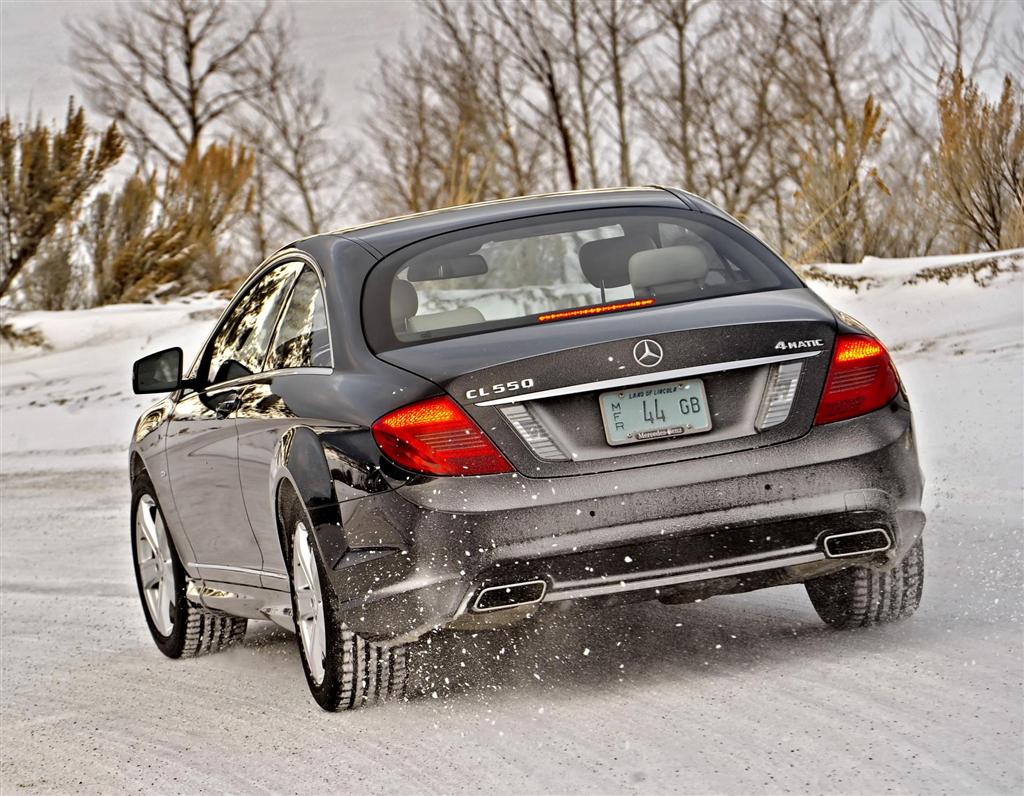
(774, 339), (824, 351)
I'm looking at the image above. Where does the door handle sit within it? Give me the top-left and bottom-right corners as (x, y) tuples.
(215, 394), (240, 418)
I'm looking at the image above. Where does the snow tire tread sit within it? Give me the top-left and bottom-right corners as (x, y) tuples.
(806, 537), (925, 629)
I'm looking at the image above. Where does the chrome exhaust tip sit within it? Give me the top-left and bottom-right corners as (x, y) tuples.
(822, 528), (892, 558)
(471, 580), (547, 613)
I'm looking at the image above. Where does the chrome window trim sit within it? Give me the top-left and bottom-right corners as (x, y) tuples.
(201, 367), (334, 396)
(187, 563), (289, 580)
(475, 350), (822, 407)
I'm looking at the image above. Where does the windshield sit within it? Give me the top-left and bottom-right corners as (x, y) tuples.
(363, 208), (802, 351)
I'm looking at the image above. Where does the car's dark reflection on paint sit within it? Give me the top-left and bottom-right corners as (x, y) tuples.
(128, 187), (926, 711)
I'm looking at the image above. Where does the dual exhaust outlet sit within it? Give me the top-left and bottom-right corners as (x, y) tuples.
(469, 528), (893, 613)
(821, 528), (892, 558)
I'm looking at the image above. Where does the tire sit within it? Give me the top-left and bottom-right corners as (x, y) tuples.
(279, 489), (409, 711)
(131, 473), (247, 658)
(805, 536), (925, 629)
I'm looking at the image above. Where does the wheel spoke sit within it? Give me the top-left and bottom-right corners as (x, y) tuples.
(137, 509), (160, 555)
(296, 592), (315, 621)
(292, 520), (327, 685)
(310, 614), (324, 669)
(153, 512), (171, 563)
(297, 532), (316, 589)
(301, 617), (316, 660)
(139, 557), (160, 589)
(159, 575), (174, 620)
(135, 493), (176, 637)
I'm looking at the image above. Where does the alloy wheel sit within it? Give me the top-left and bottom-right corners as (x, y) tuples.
(135, 493), (176, 636)
(293, 521), (327, 686)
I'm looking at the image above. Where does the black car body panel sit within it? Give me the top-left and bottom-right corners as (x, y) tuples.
(129, 186), (925, 644)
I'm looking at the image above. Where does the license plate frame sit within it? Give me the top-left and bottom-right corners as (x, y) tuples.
(598, 378), (712, 446)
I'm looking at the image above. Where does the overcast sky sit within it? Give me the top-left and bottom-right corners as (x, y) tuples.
(0, 0), (423, 123)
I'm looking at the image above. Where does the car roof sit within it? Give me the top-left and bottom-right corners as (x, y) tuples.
(308, 186), (725, 259)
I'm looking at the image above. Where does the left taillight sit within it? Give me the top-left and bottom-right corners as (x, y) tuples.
(814, 334), (900, 425)
(371, 396), (514, 476)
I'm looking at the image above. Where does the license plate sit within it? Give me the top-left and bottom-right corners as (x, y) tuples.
(598, 379), (712, 445)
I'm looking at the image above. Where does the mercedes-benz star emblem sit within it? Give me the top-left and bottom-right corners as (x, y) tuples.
(633, 339), (664, 368)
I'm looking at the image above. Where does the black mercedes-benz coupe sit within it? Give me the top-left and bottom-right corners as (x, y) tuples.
(129, 187), (925, 711)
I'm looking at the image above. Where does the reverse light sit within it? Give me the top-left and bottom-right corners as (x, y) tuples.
(814, 334), (900, 425)
(371, 396), (514, 476)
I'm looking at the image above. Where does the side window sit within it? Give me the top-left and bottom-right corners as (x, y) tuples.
(268, 267), (331, 370)
(205, 263), (301, 385)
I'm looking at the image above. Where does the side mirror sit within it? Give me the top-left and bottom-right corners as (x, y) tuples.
(133, 347), (185, 394)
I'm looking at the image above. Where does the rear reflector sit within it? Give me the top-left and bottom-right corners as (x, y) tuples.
(372, 396), (514, 476)
(814, 334), (899, 425)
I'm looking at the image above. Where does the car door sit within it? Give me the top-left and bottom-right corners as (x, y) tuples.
(234, 265), (334, 587)
(164, 261), (302, 587)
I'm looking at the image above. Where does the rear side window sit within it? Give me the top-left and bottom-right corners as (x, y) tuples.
(364, 209), (802, 351)
(268, 267), (331, 370)
(205, 261), (301, 385)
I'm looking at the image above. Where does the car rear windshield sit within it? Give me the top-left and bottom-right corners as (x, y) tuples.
(363, 208), (803, 351)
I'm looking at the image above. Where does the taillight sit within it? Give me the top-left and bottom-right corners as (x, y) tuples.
(814, 334), (900, 425)
(371, 396), (514, 476)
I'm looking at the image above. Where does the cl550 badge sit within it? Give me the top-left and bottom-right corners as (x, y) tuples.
(775, 339), (824, 350)
(466, 379), (535, 401)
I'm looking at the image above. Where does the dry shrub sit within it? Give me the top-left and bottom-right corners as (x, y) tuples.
(930, 70), (1024, 251)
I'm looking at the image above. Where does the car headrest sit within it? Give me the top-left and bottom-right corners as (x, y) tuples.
(629, 245), (709, 289)
(391, 279), (419, 321)
(406, 254), (488, 282)
(578, 235), (655, 289)
(407, 307), (485, 333)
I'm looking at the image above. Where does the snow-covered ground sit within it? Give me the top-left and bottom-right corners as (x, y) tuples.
(1, 251), (1022, 793)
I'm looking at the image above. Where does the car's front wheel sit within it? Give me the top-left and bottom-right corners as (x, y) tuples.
(805, 536), (924, 628)
(283, 496), (408, 711)
(131, 473), (247, 657)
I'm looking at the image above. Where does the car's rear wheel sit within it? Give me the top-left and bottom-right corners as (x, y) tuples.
(282, 494), (408, 711)
(805, 536), (924, 628)
(131, 473), (247, 657)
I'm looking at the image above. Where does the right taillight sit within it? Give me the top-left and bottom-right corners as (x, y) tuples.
(814, 334), (900, 425)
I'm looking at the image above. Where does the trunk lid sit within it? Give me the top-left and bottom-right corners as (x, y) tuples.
(376, 288), (836, 478)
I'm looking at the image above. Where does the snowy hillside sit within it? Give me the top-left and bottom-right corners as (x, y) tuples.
(1, 251), (1022, 793)
(2, 250), (1020, 473)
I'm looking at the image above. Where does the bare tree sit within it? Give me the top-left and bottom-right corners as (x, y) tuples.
(892, 0), (1002, 93)
(485, 0), (580, 190)
(586, 0), (650, 185)
(361, 1), (546, 217)
(889, 0), (1003, 141)
(69, 0), (274, 166)
(559, 0), (603, 188)
(642, 0), (715, 190)
(234, 17), (355, 249)
(640, 0), (796, 247)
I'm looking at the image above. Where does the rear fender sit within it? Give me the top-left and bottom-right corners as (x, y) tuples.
(270, 426), (410, 573)
(271, 427), (348, 569)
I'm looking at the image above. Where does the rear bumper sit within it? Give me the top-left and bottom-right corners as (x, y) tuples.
(316, 402), (925, 642)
